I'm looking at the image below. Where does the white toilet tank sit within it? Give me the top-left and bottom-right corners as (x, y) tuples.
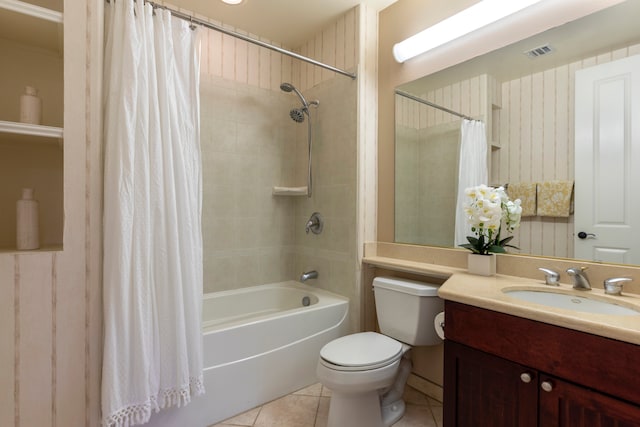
(373, 276), (443, 346)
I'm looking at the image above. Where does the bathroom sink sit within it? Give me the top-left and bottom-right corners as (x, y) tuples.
(502, 288), (640, 316)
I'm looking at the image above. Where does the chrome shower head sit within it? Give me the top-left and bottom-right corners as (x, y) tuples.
(280, 82), (295, 93)
(281, 82), (318, 123)
(280, 82), (309, 108)
(290, 108), (306, 123)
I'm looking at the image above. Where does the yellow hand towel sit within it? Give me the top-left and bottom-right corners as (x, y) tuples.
(537, 180), (574, 217)
(507, 182), (537, 217)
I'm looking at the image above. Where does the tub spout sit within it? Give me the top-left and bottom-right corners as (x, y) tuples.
(300, 270), (318, 282)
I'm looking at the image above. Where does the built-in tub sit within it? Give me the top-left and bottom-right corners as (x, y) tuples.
(147, 281), (350, 426)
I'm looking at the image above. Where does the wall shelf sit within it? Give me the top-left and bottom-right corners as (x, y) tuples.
(0, 0), (64, 249)
(0, 120), (63, 139)
(0, 245), (63, 254)
(0, 0), (63, 53)
(0, 120), (63, 148)
(0, 0), (62, 22)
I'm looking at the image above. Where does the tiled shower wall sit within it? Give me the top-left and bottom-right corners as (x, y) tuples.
(198, 5), (361, 332)
(200, 76), (298, 292)
(293, 76), (359, 332)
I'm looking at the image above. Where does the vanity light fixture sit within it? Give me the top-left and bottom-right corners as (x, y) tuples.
(393, 0), (544, 63)
(221, 0), (244, 4)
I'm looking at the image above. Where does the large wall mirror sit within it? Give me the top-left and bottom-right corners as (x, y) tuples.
(395, 0), (640, 266)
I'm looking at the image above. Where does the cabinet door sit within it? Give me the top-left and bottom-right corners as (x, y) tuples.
(444, 341), (537, 427)
(539, 375), (640, 427)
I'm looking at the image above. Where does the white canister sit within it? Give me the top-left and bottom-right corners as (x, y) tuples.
(16, 188), (40, 250)
(20, 86), (42, 125)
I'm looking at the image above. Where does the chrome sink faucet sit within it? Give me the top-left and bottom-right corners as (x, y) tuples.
(538, 268), (560, 286)
(567, 267), (591, 291)
(604, 277), (632, 296)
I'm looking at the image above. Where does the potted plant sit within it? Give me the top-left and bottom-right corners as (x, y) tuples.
(460, 184), (522, 275)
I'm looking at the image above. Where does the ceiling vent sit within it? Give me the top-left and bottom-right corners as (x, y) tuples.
(524, 44), (554, 59)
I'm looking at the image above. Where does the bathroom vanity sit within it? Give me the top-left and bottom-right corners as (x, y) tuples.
(443, 301), (640, 426)
(440, 285), (640, 427)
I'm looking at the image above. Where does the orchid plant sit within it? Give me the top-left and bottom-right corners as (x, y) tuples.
(460, 184), (522, 255)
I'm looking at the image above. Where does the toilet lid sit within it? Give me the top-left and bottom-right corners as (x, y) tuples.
(320, 332), (403, 370)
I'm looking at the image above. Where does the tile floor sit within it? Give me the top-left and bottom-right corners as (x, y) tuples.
(211, 383), (443, 427)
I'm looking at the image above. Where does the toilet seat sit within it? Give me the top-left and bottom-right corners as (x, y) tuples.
(320, 332), (403, 371)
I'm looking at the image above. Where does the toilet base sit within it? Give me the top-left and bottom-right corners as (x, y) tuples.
(381, 398), (406, 426)
(327, 390), (385, 427)
(326, 390), (408, 427)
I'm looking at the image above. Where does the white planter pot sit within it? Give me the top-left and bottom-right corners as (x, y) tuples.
(468, 253), (496, 276)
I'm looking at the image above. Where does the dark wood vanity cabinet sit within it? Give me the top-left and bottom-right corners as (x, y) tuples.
(443, 301), (640, 427)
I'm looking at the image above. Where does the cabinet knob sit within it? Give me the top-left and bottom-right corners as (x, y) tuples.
(520, 372), (532, 383)
(541, 380), (554, 392)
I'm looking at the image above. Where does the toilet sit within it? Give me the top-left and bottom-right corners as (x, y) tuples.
(316, 276), (443, 427)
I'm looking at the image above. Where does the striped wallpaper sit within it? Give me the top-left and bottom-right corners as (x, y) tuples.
(187, 3), (358, 91)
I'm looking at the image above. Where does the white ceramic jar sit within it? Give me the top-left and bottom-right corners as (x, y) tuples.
(20, 86), (42, 125)
(16, 188), (40, 250)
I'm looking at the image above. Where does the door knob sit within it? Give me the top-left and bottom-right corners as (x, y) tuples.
(577, 231), (596, 239)
(541, 380), (554, 392)
(520, 372), (532, 383)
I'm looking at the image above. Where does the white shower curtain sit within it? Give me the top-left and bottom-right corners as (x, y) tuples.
(454, 119), (488, 247)
(102, 1), (204, 426)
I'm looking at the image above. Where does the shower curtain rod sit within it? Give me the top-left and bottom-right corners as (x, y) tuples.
(112, 0), (357, 80)
(395, 90), (475, 121)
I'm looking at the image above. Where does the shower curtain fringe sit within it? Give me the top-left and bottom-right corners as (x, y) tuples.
(105, 0), (357, 80)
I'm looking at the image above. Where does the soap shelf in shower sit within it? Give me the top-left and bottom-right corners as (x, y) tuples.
(272, 186), (308, 196)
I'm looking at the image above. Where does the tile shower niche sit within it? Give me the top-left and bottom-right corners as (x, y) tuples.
(0, 0), (64, 251)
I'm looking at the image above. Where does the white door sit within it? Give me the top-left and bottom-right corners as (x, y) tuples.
(574, 54), (640, 264)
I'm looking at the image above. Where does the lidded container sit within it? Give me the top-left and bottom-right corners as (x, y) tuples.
(373, 276), (443, 346)
(16, 188), (40, 250)
(20, 86), (42, 125)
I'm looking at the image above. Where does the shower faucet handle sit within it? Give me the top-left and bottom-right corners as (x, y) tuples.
(305, 212), (323, 234)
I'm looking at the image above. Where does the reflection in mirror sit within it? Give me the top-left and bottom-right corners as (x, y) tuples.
(394, 0), (640, 265)
(395, 92), (460, 247)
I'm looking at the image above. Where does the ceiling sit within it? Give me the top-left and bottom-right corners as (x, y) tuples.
(166, 0), (397, 47)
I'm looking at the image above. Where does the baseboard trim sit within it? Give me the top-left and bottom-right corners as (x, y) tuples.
(407, 373), (443, 403)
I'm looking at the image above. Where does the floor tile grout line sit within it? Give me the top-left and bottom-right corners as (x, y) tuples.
(312, 393), (322, 427)
(251, 405), (263, 427)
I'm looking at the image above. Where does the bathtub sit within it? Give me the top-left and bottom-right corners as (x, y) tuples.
(147, 281), (349, 426)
